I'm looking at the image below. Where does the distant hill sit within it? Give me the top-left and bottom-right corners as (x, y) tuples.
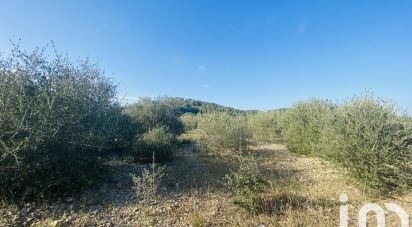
(125, 96), (288, 116)
(126, 97), (244, 115)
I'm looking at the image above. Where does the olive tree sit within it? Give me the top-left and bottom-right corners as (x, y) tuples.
(283, 99), (335, 155)
(124, 97), (184, 135)
(194, 112), (251, 155)
(283, 95), (412, 193)
(0, 43), (131, 201)
(248, 110), (286, 143)
(325, 96), (412, 193)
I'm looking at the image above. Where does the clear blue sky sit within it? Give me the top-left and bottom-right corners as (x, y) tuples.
(1, 1), (411, 112)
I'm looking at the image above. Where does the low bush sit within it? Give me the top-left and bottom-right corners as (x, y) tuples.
(134, 127), (177, 162)
(131, 157), (165, 205)
(225, 154), (265, 213)
(283, 95), (412, 194)
(248, 110), (286, 143)
(283, 99), (335, 155)
(324, 96), (412, 193)
(194, 112), (250, 155)
(180, 113), (200, 132)
(124, 97), (184, 135)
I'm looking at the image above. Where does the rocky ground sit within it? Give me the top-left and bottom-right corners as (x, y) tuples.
(1, 144), (411, 226)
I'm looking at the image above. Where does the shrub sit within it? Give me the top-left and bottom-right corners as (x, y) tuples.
(134, 127), (177, 162)
(248, 110), (286, 143)
(283, 95), (412, 194)
(283, 99), (335, 155)
(0, 43), (127, 201)
(131, 156), (165, 205)
(124, 97), (184, 135)
(324, 96), (412, 193)
(225, 154), (265, 213)
(180, 113), (200, 132)
(108, 113), (141, 153)
(195, 112), (250, 155)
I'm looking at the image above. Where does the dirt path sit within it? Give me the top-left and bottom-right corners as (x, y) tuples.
(1, 144), (411, 226)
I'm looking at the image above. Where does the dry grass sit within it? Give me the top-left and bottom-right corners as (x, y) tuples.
(1, 144), (411, 226)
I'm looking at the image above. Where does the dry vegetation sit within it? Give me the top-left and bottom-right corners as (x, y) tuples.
(1, 45), (411, 226)
(1, 144), (411, 226)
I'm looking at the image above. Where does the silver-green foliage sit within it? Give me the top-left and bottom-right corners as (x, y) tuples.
(124, 97), (184, 135)
(195, 112), (251, 155)
(248, 110), (286, 143)
(324, 96), (412, 193)
(131, 157), (165, 205)
(283, 95), (412, 193)
(134, 127), (177, 161)
(283, 99), (335, 156)
(0, 44), (129, 200)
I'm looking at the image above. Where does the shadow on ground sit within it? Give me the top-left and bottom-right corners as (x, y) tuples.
(161, 144), (234, 195)
(256, 193), (339, 215)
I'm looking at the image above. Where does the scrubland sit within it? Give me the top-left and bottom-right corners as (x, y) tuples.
(1, 45), (411, 226)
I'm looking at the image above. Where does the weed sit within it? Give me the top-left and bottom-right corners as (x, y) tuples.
(225, 154), (265, 213)
(131, 153), (165, 205)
